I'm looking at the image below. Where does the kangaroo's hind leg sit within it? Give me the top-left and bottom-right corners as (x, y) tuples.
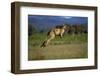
(41, 34), (55, 48)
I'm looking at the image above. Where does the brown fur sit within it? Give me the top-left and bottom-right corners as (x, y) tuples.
(41, 24), (68, 48)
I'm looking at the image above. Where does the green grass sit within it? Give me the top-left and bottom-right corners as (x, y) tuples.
(28, 33), (88, 60)
(28, 33), (87, 47)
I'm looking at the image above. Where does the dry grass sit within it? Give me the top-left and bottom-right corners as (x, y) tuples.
(28, 43), (88, 60)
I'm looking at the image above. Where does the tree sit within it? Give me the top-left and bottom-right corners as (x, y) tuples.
(28, 24), (36, 36)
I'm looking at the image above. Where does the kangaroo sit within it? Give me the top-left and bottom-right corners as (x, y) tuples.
(41, 24), (70, 48)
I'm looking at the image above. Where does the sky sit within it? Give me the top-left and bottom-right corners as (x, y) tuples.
(28, 15), (88, 32)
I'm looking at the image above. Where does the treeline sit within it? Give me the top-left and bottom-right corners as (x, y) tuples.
(28, 24), (37, 36)
(28, 23), (88, 36)
(65, 24), (88, 34)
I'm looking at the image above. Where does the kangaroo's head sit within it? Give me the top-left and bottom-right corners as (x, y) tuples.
(62, 24), (70, 31)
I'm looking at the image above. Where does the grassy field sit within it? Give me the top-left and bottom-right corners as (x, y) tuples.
(28, 33), (88, 60)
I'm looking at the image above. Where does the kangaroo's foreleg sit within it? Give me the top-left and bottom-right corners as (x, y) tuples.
(60, 29), (65, 38)
(60, 33), (63, 38)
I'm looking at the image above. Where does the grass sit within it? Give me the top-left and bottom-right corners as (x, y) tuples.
(28, 33), (88, 60)
(28, 33), (87, 47)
